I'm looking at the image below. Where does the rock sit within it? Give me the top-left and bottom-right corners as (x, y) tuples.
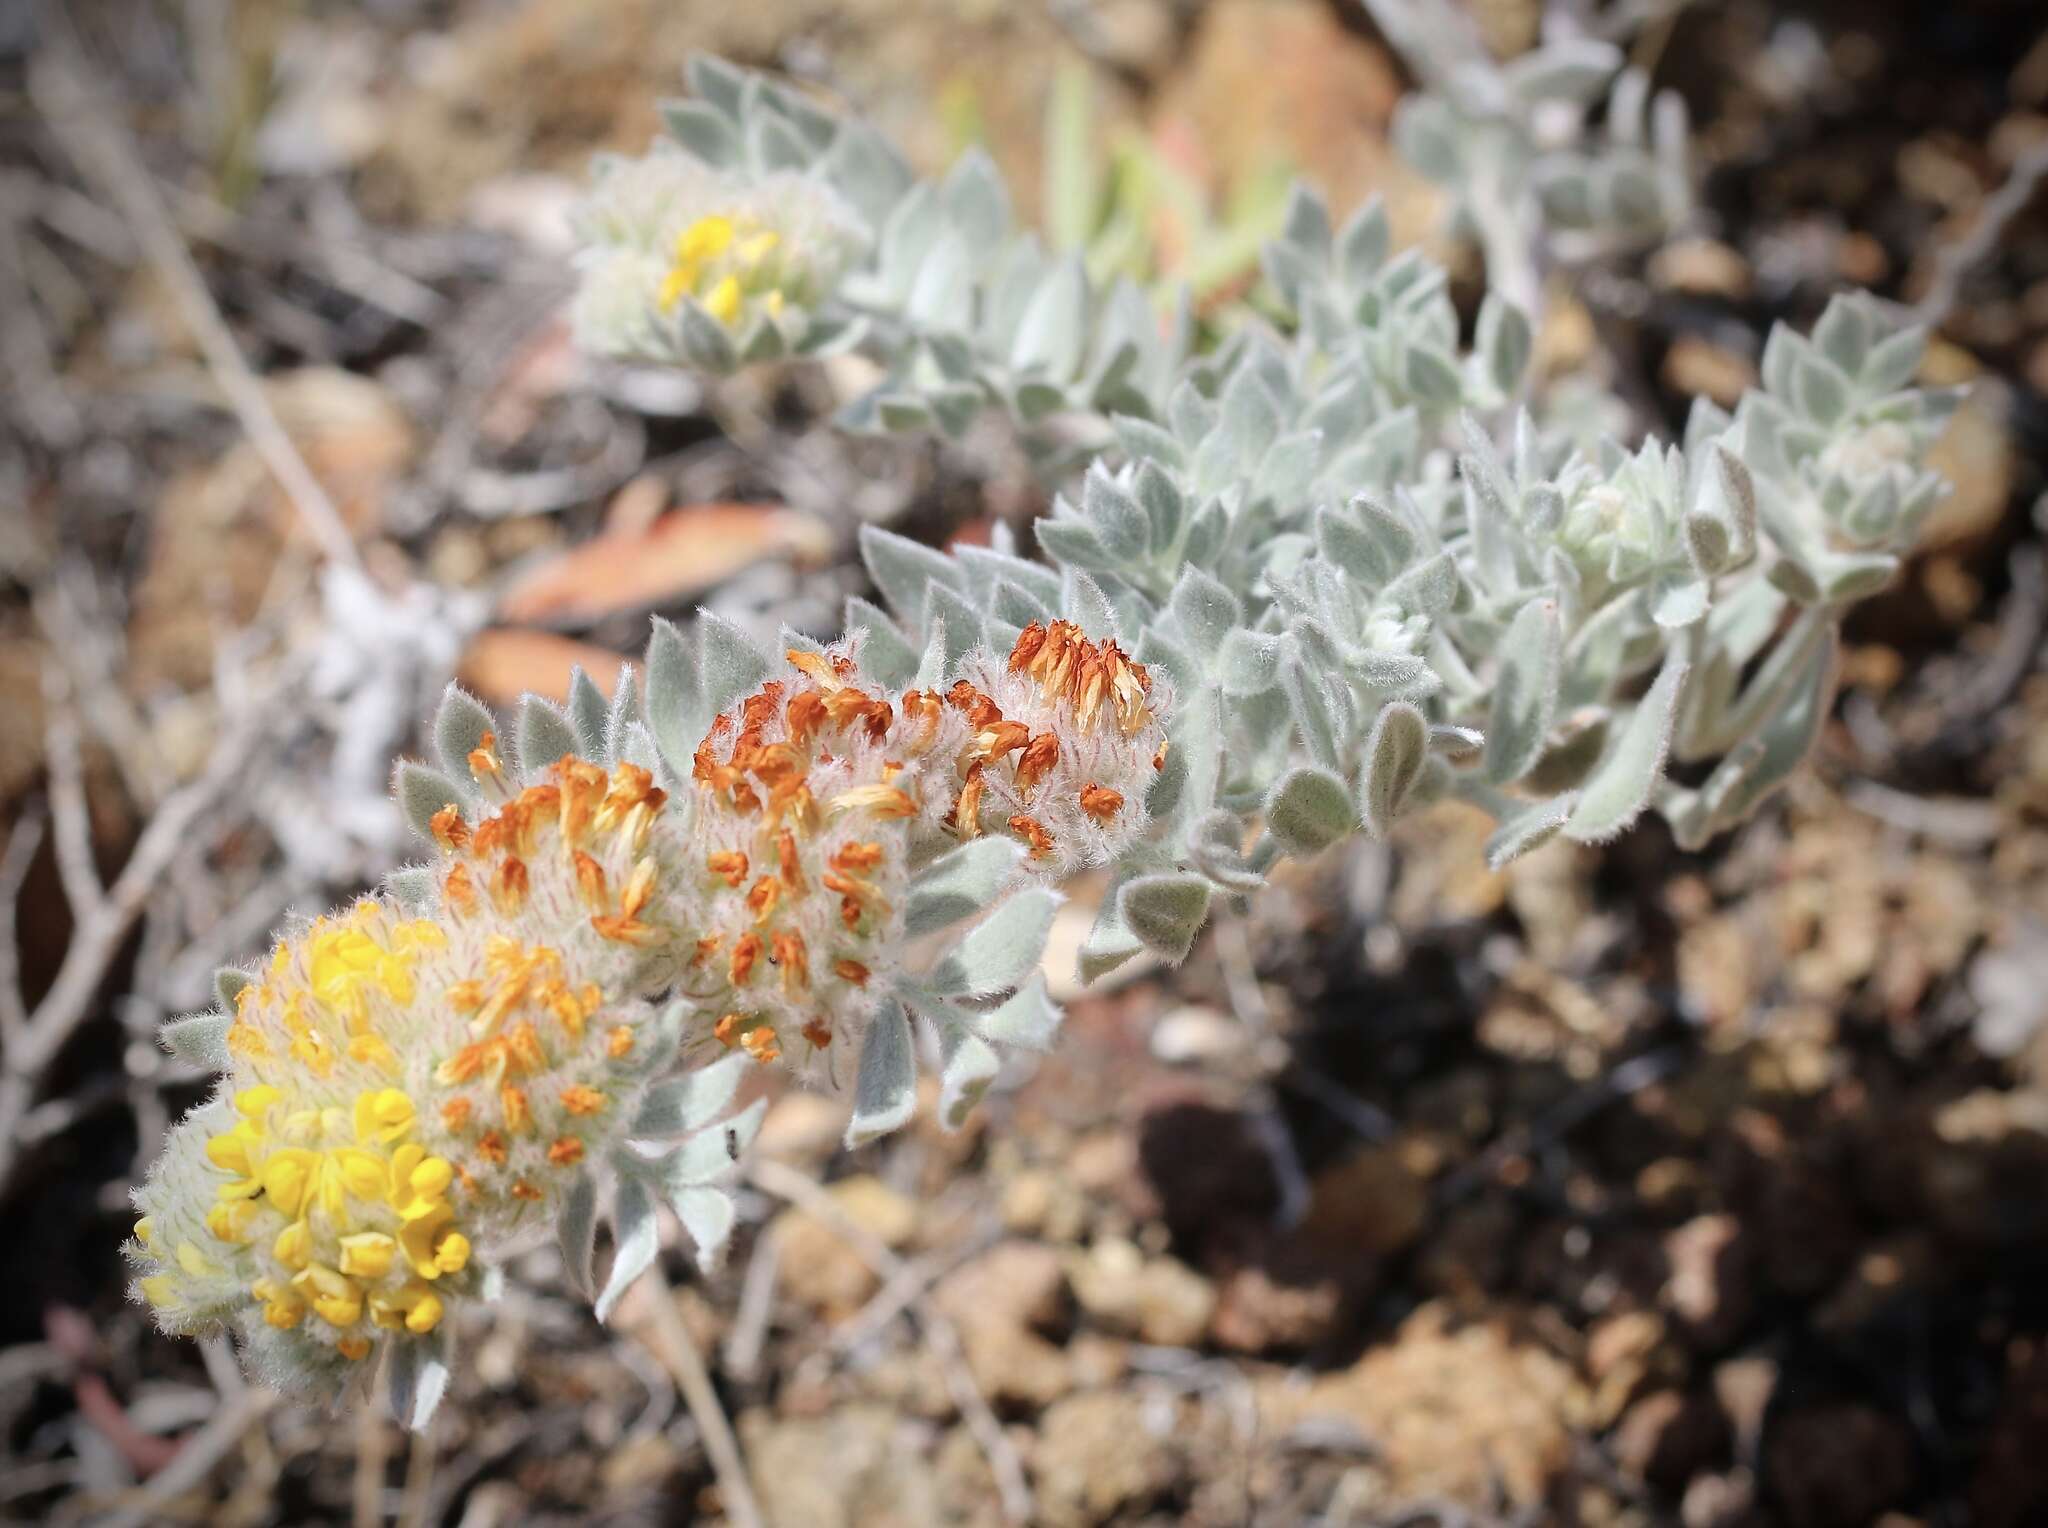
(1588, 1310), (1668, 1381)
(1149, 1004), (1244, 1064)
(773, 1175), (918, 1318)
(597, 1432), (683, 1494)
(932, 1425), (1005, 1528)
(1971, 1345), (2048, 1528)
(1636, 1157), (1709, 1218)
(741, 1403), (944, 1528)
(1210, 1258), (1347, 1353)
(1921, 384), (2013, 553)
(1268, 1302), (1584, 1508)
(1300, 1145), (1430, 1259)
(1662, 1214), (1751, 1348)
(1611, 1389), (1733, 1493)
(1681, 1470), (1758, 1528)
(1067, 1128), (1149, 1216)
(1585, 1310), (1670, 1425)
(1000, 1168), (1088, 1242)
(1156, 0), (1406, 218)
(860, 1348), (957, 1421)
(1033, 1391), (1178, 1528)
(1650, 238), (1754, 299)
(755, 1091), (849, 1167)
(931, 1241), (1072, 1409)
(1713, 1357), (1778, 1456)
(1067, 1238), (1217, 1348)
(1763, 1404), (1914, 1528)
(1662, 336), (1759, 407)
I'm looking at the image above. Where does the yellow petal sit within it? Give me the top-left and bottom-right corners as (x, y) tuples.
(261, 1150), (316, 1217)
(273, 1220), (313, 1270)
(705, 274), (743, 326)
(338, 1232), (397, 1280)
(408, 1157), (454, 1200)
(233, 1085), (282, 1120)
(677, 214), (735, 263)
(204, 1132), (252, 1176)
(432, 1231), (471, 1275)
(335, 1148), (392, 1202)
(403, 1290), (444, 1335)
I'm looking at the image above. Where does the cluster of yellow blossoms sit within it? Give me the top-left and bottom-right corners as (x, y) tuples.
(129, 751), (696, 1391)
(130, 623), (1167, 1403)
(568, 148), (864, 360)
(656, 213), (787, 328)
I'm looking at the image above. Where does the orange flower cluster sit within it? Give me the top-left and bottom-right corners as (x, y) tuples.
(683, 649), (918, 1073)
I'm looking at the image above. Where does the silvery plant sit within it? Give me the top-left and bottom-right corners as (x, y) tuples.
(129, 48), (1954, 1420)
(1364, 0), (1691, 311)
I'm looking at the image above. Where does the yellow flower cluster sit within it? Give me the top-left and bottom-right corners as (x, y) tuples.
(658, 213), (787, 328)
(167, 1080), (466, 1347)
(129, 754), (692, 1391)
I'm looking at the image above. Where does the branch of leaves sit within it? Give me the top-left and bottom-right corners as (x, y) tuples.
(1257, 185), (1530, 411)
(839, 177), (1189, 443)
(873, 854), (1067, 1141)
(1526, 67), (1690, 249)
(567, 1039), (767, 1324)
(1737, 295), (1959, 602)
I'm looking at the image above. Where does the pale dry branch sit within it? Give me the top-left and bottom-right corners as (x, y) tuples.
(30, 35), (361, 570)
(825, 1224), (998, 1361)
(1917, 136), (2048, 329)
(0, 673), (283, 1196)
(634, 1262), (766, 1528)
(42, 672), (103, 913)
(89, 1385), (278, 1528)
(722, 1218), (782, 1383)
(352, 1403), (390, 1528)
(0, 810), (45, 1046)
(749, 1157), (1035, 1525)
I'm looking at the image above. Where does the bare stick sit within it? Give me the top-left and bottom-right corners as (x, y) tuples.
(722, 1220), (782, 1383)
(92, 1386), (278, 1528)
(0, 685), (270, 1195)
(636, 1263), (766, 1528)
(42, 673), (102, 912)
(0, 811), (45, 1046)
(29, 38), (361, 569)
(1917, 137), (2048, 329)
(393, 1422), (438, 1528)
(353, 1403), (391, 1528)
(750, 1157), (1034, 1524)
(825, 1227), (997, 1361)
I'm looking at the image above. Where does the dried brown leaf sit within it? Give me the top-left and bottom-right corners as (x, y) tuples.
(458, 628), (635, 707)
(496, 504), (832, 625)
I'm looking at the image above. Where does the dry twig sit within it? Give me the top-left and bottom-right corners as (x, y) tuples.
(1917, 136), (2048, 328)
(89, 1385), (278, 1528)
(634, 1262), (766, 1528)
(0, 671), (282, 1196)
(0, 813), (45, 1048)
(29, 35), (361, 569)
(749, 1157), (1035, 1524)
(722, 1219), (783, 1383)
